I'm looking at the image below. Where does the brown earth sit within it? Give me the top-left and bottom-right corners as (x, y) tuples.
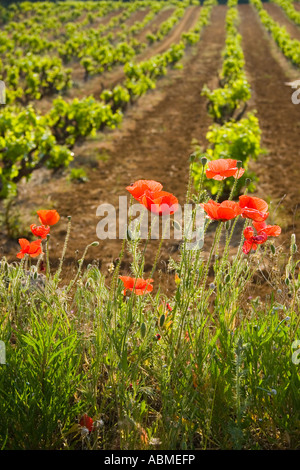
(134, 6), (175, 43)
(264, 2), (300, 40)
(292, 2), (300, 12)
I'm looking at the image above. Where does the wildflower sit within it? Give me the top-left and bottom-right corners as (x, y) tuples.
(119, 276), (154, 296)
(126, 180), (178, 215)
(143, 191), (178, 216)
(79, 414), (94, 433)
(30, 224), (50, 239)
(206, 158), (245, 180)
(242, 227), (268, 254)
(126, 180), (163, 200)
(36, 209), (60, 226)
(166, 303), (172, 312)
(156, 333), (161, 340)
(252, 221), (281, 237)
(238, 196), (269, 222)
(17, 239), (43, 259)
(201, 200), (242, 221)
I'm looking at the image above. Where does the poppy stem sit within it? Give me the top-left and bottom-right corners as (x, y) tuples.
(36, 252), (43, 272)
(201, 221), (222, 292)
(185, 160), (195, 204)
(149, 219), (169, 279)
(110, 236), (126, 303)
(66, 242), (96, 294)
(55, 215), (72, 285)
(45, 235), (50, 279)
(228, 169), (241, 201)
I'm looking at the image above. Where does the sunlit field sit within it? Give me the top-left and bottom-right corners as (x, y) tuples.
(0, 0), (299, 451)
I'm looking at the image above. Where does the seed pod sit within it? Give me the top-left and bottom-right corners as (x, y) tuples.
(201, 156), (207, 167)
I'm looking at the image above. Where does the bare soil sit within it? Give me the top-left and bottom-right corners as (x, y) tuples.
(264, 2), (300, 40)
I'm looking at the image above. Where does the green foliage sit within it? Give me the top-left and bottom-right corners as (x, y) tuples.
(0, 105), (73, 198)
(251, 0), (300, 66)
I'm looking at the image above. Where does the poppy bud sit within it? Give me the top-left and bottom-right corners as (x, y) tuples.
(291, 234), (297, 254)
(189, 153), (196, 163)
(236, 160), (243, 169)
(201, 156), (207, 167)
(91, 241), (99, 247)
(225, 274), (230, 283)
(270, 244), (276, 255)
(159, 314), (165, 327)
(245, 178), (251, 187)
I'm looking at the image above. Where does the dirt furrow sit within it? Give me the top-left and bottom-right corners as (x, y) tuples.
(239, 4), (300, 246)
(134, 6), (175, 43)
(292, 2), (300, 12)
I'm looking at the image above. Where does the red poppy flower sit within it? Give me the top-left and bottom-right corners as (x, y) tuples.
(238, 196), (269, 222)
(37, 210), (60, 226)
(126, 180), (178, 215)
(253, 221), (281, 237)
(201, 200), (242, 221)
(17, 238), (43, 259)
(140, 190), (178, 215)
(119, 276), (154, 296)
(30, 224), (50, 239)
(242, 226), (268, 254)
(79, 414), (94, 433)
(206, 159), (245, 181)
